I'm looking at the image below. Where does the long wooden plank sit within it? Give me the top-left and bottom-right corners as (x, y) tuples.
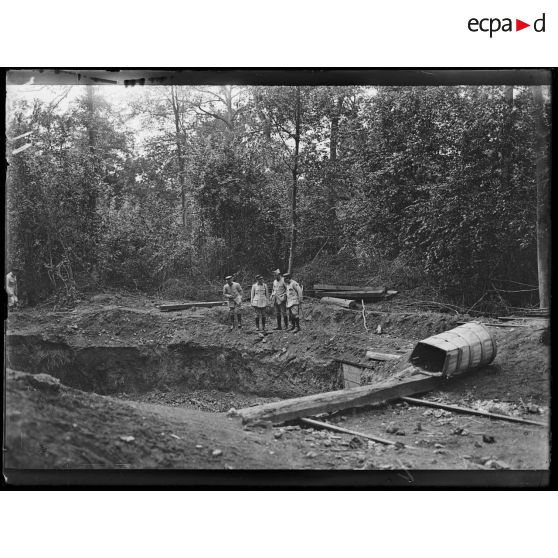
(300, 418), (412, 448)
(366, 351), (403, 361)
(160, 301), (224, 312)
(12, 142), (33, 155)
(11, 130), (34, 141)
(456, 321), (531, 328)
(314, 284), (386, 293)
(497, 316), (548, 321)
(315, 291), (387, 299)
(401, 397), (547, 427)
(237, 373), (441, 424)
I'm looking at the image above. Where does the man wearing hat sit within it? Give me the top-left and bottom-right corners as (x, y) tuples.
(283, 273), (303, 333)
(270, 269), (289, 330)
(223, 275), (243, 330)
(251, 274), (269, 332)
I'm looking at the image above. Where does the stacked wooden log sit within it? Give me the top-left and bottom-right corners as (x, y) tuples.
(312, 283), (398, 303)
(159, 301), (224, 312)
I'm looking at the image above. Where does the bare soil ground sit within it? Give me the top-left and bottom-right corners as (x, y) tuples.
(4, 293), (550, 470)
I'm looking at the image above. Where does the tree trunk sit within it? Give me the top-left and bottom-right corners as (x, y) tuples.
(287, 87), (302, 275)
(329, 100), (339, 163)
(327, 94), (342, 250)
(85, 85), (97, 213)
(171, 86), (186, 226)
(501, 86), (513, 188)
(221, 86), (234, 130)
(531, 86), (550, 309)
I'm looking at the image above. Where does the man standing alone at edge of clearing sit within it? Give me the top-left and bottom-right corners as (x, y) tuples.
(271, 269), (289, 330)
(223, 275), (243, 331)
(6, 268), (19, 309)
(251, 274), (269, 332)
(283, 273), (303, 333)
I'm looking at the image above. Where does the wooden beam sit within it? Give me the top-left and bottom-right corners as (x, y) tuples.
(315, 290), (386, 299)
(401, 397), (547, 427)
(314, 284), (386, 293)
(497, 316), (548, 321)
(457, 321), (531, 328)
(366, 351), (403, 361)
(159, 301), (224, 312)
(12, 142), (32, 155)
(11, 130), (33, 142)
(320, 297), (359, 309)
(237, 373), (441, 424)
(300, 417), (412, 448)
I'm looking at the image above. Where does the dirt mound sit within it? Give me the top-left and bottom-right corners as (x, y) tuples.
(3, 369), (303, 469)
(295, 304), (461, 341)
(438, 326), (550, 404)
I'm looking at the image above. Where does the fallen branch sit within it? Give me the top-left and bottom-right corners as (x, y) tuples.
(398, 300), (462, 314)
(401, 397), (547, 427)
(361, 299), (369, 332)
(490, 287), (539, 293)
(466, 291), (488, 314)
(300, 417), (413, 448)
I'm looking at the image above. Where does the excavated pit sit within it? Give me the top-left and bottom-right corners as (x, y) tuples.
(5, 334), (342, 400)
(4, 304), (470, 411)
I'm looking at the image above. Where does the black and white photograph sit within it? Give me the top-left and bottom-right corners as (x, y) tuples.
(3, 69), (551, 483)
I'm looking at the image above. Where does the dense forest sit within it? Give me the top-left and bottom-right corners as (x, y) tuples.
(6, 84), (551, 311)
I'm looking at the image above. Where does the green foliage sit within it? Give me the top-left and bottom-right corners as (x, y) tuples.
(6, 85), (549, 309)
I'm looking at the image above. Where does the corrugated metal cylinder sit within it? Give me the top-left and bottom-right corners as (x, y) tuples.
(409, 322), (497, 377)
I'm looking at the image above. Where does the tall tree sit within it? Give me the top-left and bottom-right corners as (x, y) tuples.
(169, 85), (187, 226)
(531, 85), (550, 309)
(501, 86), (514, 189)
(287, 86), (302, 274)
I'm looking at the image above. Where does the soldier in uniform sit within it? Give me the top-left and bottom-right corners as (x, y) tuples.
(250, 274), (269, 332)
(223, 275), (243, 330)
(270, 269), (289, 330)
(283, 273), (303, 333)
(6, 269), (19, 309)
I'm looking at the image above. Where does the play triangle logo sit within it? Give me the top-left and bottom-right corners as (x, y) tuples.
(516, 19), (530, 31)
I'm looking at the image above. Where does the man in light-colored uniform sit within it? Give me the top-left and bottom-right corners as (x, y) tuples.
(223, 275), (243, 330)
(271, 269), (289, 330)
(283, 273), (303, 333)
(6, 269), (18, 308)
(250, 274), (269, 332)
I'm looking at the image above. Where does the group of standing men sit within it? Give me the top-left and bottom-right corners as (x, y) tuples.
(223, 270), (303, 333)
